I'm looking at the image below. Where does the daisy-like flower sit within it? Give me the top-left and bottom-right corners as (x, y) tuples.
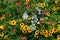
(8, 20), (17, 25)
(18, 18), (23, 22)
(26, 0), (31, 2)
(31, 4), (35, 8)
(38, 9), (41, 15)
(38, 3), (41, 7)
(30, 24), (37, 31)
(41, 3), (45, 8)
(4, 35), (8, 40)
(45, 12), (50, 16)
(28, 28), (32, 33)
(0, 32), (4, 37)
(32, 15), (38, 22)
(0, 16), (5, 20)
(0, 9), (2, 12)
(22, 11), (28, 20)
(55, 0), (59, 4)
(52, 7), (57, 11)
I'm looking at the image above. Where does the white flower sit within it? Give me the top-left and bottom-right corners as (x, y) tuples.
(37, 22), (40, 24)
(36, 6), (39, 11)
(45, 17), (48, 20)
(29, 23), (37, 31)
(22, 11), (28, 20)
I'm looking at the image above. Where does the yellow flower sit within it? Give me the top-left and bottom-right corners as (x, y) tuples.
(8, 20), (17, 25)
(9, 13), (12, 17)
(43, 30), (48, 35)
(45, 12), (50, 16)
(0, 16), (5, 20)
(26, 0), (30, 2)
(0, 32), (4, 37)
(57, 35), (60, 38)
(8, 21), (13, 25)
(20, 23), (24, 27)
(58, 24), (60, 28)
(41, 3), (45, 8)
(0, 25), (3, 29)
(27, 16), (32, 20)
(49, 29), (54, 34)
(48, 32), (52, 36)
(40, 30), (43, 35)
(57, 7), (60, 10)
(52, 7), (57, 11)
(4, 35), (8, 39)
(0, 9), (2, 12)
(23, 25), (29, 31)
(44, 33), (49, 38)
(18, 18), (23, 22)
(57, 36), (60, 40)
(22, 30), (27, 34)
(28, 28), (32, 33)
(35, 30), (39, 34)
(34, 34), (39, 38)
(55, 0), (59, 4)
(53, 29), (57, 33)
(11, 20), (17, 25)
(38, 3), (41, 7)
(31, 4), (35, 8)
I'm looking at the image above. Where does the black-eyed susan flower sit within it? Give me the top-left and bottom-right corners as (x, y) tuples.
(26, 0), (30, 2)
(23, 25), (29, 31)
(38, 3), (41, 7)
(44, 32), (49, 38)
(52, 7), (57, 11)
(40, 30), (43, 35)
(8, 13), (12, 17)
(58, 24), (60, 28)
(0, 9), (2, 12)
(34, 34), (39, 38)
(0, 25), (3, 29)
(27, 16), (32, 20)
(41, 3), (45, 8)
(45, 12), (50, 16)
(31, 4), (35, 7)
(0, 16), (5, 20)
(4, 35), (8, 40)
(22, 30), (27, 34)
(57, 7), (60, 10)
(11, 20), (17, 25)
(20, 23), (24, 27)
(35, 30), (39, 34)
(57, 35), (60, 38)
(55, 0), (59, 4)
(49, 29), (54, 34)
(18, 18), (23, 22)
(57, 35), (60, 40)
(48, 32), (52, 36)
(8, 21), (13, 25)
(28, 29), (32, 33)
(8, 20), (17, 25)
(0, 32), (4, 37)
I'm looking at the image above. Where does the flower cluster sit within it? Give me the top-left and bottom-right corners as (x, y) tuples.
(0, 0), (60, 40)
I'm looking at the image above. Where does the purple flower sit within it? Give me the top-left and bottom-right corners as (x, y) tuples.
(8, 0), (11, 2)
(33, 15), (37, 19)
(17, 8), (20, 13)
(38, 9), (41, 15)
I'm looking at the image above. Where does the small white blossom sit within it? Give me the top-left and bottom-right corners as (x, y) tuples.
(22, 11), (28, 20)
